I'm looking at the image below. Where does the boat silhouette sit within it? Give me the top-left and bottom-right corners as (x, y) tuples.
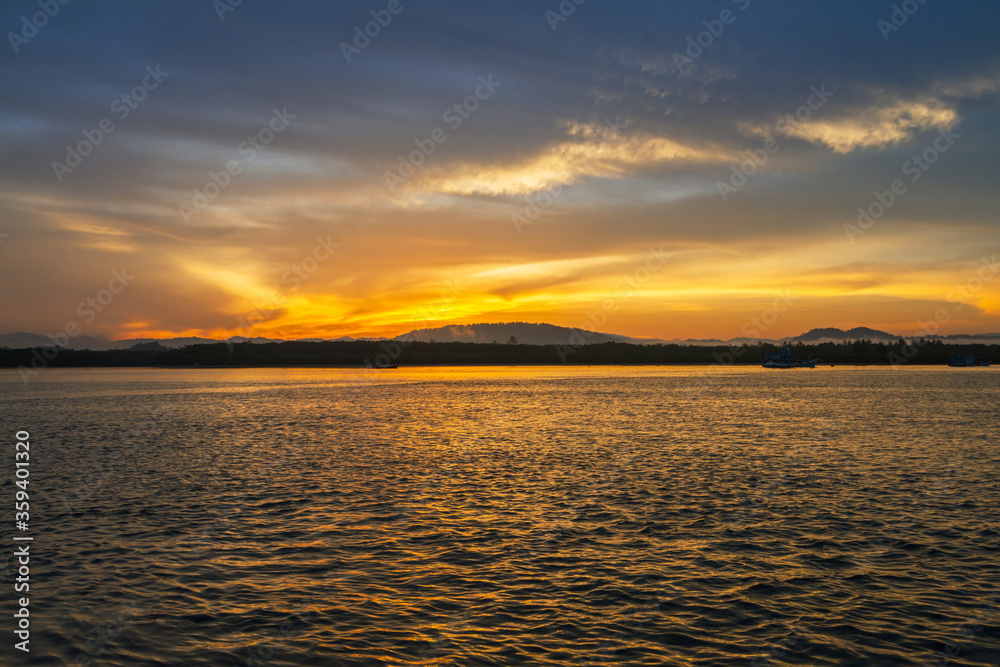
(948, 353), (990, 367)
(763, 347), (818, 368)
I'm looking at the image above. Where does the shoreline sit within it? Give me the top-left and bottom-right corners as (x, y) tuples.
(1, 362), (992, 370)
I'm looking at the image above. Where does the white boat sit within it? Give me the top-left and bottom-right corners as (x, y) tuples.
(763, 347), (818, 368)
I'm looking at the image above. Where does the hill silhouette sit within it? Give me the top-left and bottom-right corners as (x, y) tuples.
(399, 322), (626, 345)
(795, 327), (898, 342)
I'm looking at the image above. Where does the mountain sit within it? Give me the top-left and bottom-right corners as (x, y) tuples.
(936, 333), (1000, 341)
(795, 327), (898, 342)
(398, 322), (629, 346)
(0, 332), (279, 351)
(3, 325), (1000, 351)
(0, 332), (125, 351)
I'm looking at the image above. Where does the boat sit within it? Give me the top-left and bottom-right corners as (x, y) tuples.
(763, 347), (818, 368)
(367, 362), (398, 369)
(948, 353), (991, 367)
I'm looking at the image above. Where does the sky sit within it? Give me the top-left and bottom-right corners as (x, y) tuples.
(2, 0), (999, 341)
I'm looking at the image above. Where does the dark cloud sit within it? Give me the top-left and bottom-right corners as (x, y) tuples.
(1, 0), (999, 338)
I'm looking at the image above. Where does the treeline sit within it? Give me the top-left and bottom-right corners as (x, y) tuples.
(0, 338), (996, 369)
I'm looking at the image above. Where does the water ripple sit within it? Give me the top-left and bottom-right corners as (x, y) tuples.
(2, 366), (999, 665)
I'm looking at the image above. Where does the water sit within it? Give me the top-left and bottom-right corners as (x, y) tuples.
(2, 366), (999, 666)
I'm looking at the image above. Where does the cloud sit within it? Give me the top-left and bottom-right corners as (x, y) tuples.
(417, 121), (731, 196)
(789, 96), (957, 153)
(738, 92), (958, 153)
(2, 1), (1000, 340)
(741, 74), (1000, 154)
(933, 73), (1000, 98)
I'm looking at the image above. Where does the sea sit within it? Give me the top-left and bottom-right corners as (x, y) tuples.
(1, 366), (999, 666)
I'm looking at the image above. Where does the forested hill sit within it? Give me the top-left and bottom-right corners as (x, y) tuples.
(1, 339), (996, 370)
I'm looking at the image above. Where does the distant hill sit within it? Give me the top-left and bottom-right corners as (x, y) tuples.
(937, 333), (1000, 341)
(3, 324), (999, 351)
(795, 327), (898, 342)
(398, 322), (628, 346)
(0, 332), (280, 351)
(0, 332), (120, 350)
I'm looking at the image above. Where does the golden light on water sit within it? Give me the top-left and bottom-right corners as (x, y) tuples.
(6, 4), (1000, 665)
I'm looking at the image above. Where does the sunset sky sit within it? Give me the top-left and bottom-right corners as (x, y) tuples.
(2, 0), (999, 341)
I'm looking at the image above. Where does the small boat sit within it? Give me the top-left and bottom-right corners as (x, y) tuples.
(367, 362), (398, 369)
(948, 353), (990, 367)
(763, 347), (818, 368)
